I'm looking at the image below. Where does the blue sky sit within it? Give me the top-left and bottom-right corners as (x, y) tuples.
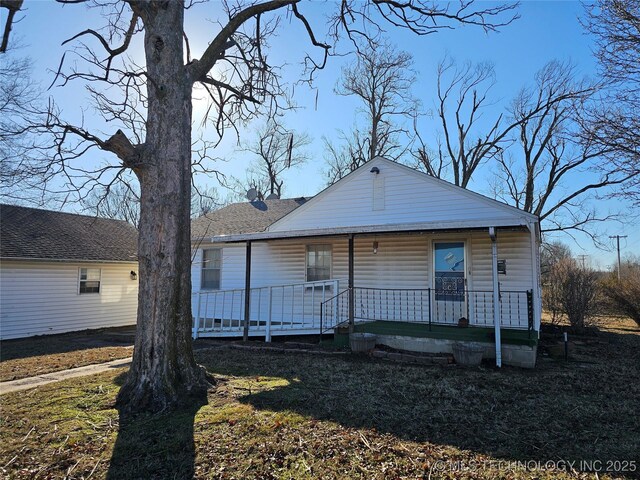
(6, 0), (639, 268)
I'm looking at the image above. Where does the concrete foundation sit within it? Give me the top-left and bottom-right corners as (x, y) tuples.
(375, 334), (537, 368)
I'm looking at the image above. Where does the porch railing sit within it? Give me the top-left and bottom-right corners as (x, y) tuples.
(320, 287), (534, 335)
(192, 279), (340, 339)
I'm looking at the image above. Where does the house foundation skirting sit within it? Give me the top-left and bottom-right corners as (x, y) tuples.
(373, 334), (537, 368)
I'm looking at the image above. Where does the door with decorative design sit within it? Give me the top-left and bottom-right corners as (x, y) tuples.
(433, 242), (467, 324)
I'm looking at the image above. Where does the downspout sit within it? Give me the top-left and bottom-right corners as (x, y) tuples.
(528, 220), (542, 336)
(489, 227), (502, 367)
(348, 234), (355, 334)
(243, 241), (252, 341)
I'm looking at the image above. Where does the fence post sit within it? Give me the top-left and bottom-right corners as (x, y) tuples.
(527, 289), (534, 338)
(333, 281), (339, 326)
(319, 302), (323, 344)
(266, 286), (273, 343)
(428, 288), (432, 331)
(193, 292), (201, 340)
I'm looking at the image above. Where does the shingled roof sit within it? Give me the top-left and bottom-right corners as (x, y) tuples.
(1, 204), (138, 262)
(191, 198), (307, 239)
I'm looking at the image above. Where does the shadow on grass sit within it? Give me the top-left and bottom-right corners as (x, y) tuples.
(106, 372), (207, 480)
(197, 325), (639, 465)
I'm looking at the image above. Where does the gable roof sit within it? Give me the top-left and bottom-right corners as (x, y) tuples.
(0, 204), (138, 262)
(191, 198), (307, 240)
(267, 157), (537, 233)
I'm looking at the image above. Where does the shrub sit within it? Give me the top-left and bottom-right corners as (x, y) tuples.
(601, 262), (640, 326)
(544, 258), (600, 329)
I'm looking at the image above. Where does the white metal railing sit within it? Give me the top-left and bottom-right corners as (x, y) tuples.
(192, 279), (340, 340)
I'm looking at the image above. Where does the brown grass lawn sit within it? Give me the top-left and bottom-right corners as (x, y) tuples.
(0, 329), (134, 382)
(0, 316), (638, 479)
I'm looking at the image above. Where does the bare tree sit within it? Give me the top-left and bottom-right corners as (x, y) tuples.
(238, 119), (310, 199)
(491, 61), (637, 239)
(4, 0), (518, 413)
(0, 41), (57, 207)
(581, 0), (640, 205)
(414, 58), (522, 187)
(324, 40), (418, 184)
(83, 179), (221, 226)
(0, 0), (22, 53)
(83, 179), (141, 226)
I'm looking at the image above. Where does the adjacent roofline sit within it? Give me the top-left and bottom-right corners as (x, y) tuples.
(1, 256), (138, 264)
(266, 157), (537, 232)
(201, 217), (535, 244)
(0, 203), (136, 226)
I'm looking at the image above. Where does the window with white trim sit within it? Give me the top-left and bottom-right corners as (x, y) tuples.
(306, 244), (332, 282)
(201, 249), (221, 289)
(79, 268), (101, 294)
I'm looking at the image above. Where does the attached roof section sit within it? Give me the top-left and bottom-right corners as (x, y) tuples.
(267, 157), (537, 234)
(0, 204), (138, 262)
(191, 198), (307, 240)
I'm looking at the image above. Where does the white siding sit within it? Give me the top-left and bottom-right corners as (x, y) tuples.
(193, 232), (533, 293)
(0, 261), (138, 340)
(191, 230), (534, 328)
(268, 158), (533, 232)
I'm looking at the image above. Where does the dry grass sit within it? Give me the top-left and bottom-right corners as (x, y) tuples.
(0, 329), (134, 382)
(0, 318), (638, 479)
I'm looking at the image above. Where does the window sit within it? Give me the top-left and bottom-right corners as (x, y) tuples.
(201, 249), (221, 289)
(306, 244), (332, 282)
(79, 268), (101, 294)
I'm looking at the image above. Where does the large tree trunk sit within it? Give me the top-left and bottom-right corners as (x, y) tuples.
(117, 1), (208, 413)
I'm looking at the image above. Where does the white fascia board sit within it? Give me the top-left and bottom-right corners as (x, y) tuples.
(202, 217), (532, 244)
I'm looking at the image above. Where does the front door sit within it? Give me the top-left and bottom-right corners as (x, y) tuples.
(433, 242), (467, 324)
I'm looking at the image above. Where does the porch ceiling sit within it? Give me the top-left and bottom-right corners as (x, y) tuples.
(205, 218), (534, 244)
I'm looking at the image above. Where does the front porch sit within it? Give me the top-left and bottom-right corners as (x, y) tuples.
(192, 224), (542, 367)
(192, 281), (538, 367)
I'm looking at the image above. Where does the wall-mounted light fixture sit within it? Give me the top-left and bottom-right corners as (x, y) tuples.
(370, 166), (380, 174)
(373, 241), (379, 254)
(130, 270), (138, 281)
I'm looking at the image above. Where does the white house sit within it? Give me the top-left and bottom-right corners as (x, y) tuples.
(190, 158), (542, 368)
(0, 204), (139, 340)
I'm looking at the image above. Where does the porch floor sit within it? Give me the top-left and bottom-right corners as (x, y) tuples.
(335, 321), (538, 348)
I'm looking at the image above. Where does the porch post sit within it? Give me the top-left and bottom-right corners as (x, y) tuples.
(348, 233), (354, 333)
(489, 227), (502, 367)
(528, 221), (542, 335)
(243, 241), (252, 341)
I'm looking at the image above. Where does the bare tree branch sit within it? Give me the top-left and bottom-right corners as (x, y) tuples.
(0, 0), (23, 53)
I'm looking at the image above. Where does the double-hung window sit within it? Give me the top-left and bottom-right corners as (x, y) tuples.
(201, 249), (221, 290)
(306, 244), (332, 282)
(79, 268), (101, 294)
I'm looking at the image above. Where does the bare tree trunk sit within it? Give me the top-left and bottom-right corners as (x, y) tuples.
(117, 2), (208, 413)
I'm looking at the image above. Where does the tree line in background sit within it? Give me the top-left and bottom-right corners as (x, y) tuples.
(542, 241), (640, 329)
(324, 0), (639, 243)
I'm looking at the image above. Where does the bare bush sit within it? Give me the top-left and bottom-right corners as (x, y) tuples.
(601, 260), (640, 326)
(545, 258), (601, 329)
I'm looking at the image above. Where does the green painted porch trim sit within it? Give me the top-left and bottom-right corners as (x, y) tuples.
(334, 321), (538, 348)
